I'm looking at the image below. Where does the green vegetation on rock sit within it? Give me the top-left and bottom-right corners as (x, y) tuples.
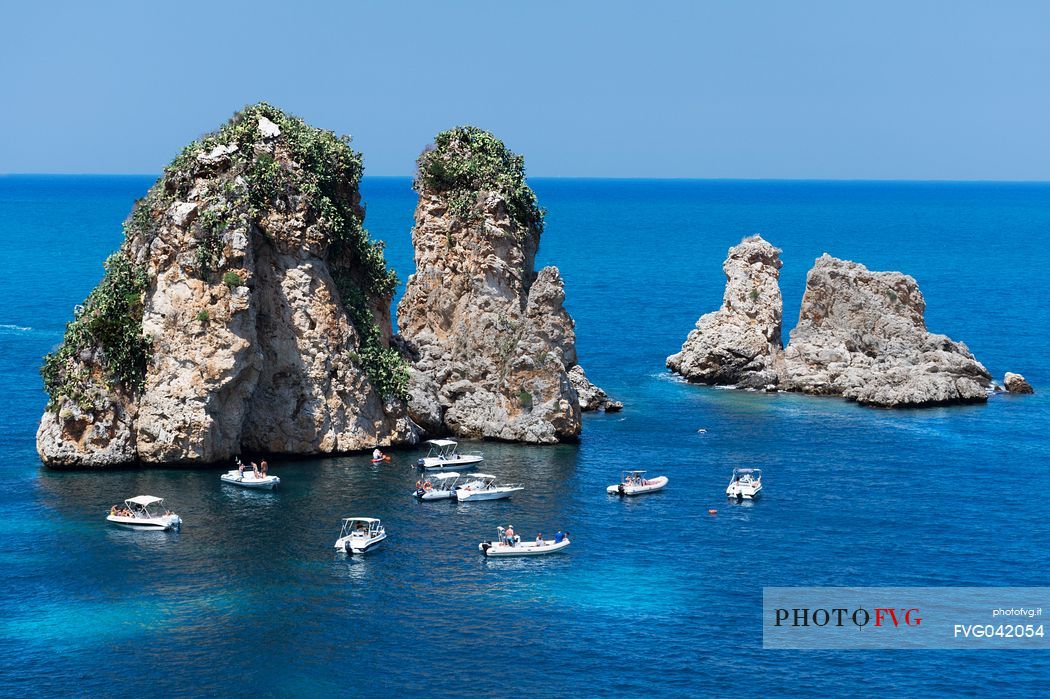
(41, 252), (151, 409)
(415, 126), (544, 233)
(332, 271), (410, 402)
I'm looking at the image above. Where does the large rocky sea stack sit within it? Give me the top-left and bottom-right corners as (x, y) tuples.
(669, 237), (993, 407)
(37, 103), (416, 467)
(397, 127), (610, 443)
(781, 255), (992, 406)
(666, 235), (784, 388)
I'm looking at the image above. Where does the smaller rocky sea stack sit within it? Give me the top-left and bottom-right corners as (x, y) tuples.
(666, 235), (784, 388)
(397, 126), (612, 443)
(1003, 372), (1034, 394)
(782, 255), (992, 406)
(38, 103), (416, 467)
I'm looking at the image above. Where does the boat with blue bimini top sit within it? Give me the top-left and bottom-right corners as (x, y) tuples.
(726, 468), (762, 499)
(334, 517), (386, 555)
(417, 439), (483, 471)
(106, 496), (182, 530)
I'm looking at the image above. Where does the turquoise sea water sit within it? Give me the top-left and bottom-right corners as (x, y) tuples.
(1, 175), (1049, 696)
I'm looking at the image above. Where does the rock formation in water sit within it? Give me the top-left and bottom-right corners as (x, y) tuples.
(781, 255), (991, 406)
(567, 365), (623, 412)
(666, 235), (785, 389)
(1004, 372), (1034, 394)
(396, 126), (612, 443)
(37, 103), (417, 467)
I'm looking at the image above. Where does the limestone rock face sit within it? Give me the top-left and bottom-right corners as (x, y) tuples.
(398, 193), (583, 443)
(667, 235), (784, 388)
(397, 127), (610, 442)
(567, 365), (623, 412)
(38, 104), (417, 467)
(781, 255), (991, 406)
(1004, 372), (1034, 394)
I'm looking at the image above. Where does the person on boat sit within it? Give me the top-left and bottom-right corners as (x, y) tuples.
(536, 533), (544, 545)
(250, 461), (260, 478)
(260, 460), (268, 477)
(373, 448), (384, 461)
(554, 530), (564, 543)
(237, 457), (246, 475)
(505, 525), (515, 545)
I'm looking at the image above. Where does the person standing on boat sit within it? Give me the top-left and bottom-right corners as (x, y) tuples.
(260, 460), (268, 477)
(505, 525), (516, 545)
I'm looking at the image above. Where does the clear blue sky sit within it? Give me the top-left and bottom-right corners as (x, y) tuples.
(3, 0), (1049, 179)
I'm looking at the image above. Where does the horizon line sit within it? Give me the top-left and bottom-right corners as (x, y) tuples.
(4, 173), (1050, 185)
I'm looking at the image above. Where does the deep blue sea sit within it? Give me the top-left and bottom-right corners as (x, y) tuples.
(1, 175), (1049, 697)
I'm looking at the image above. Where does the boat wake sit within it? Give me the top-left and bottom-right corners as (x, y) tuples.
(0, 324), (32, 333)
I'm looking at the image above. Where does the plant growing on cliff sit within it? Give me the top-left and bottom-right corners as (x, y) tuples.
(332, 271), (409, 401)
(41, 252), (151, 409)
(415, 126), (545, 234)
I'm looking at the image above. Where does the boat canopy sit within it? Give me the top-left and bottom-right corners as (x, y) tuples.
(734, 468), (761, 475)
(471, 474), (496, 480)
(430, 472), (461, 480)
(126, 495), (164, 506)
(425, 439), (458, 448)
(341, 517), (381, 524)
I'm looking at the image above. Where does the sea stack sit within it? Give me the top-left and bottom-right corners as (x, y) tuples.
(396, 126), (611, 443)
(781, 255), (991, 406)
(1003, 372), (1034, 394)
(667, 235), (785, 388)
(37, 103), (417, 467)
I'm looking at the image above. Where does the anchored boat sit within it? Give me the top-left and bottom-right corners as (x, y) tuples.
(606, 470), (668, 496)
(221, 467), (280, 490)
(455, 474), (523, 502)
(479, 526), (571, 557)
(414, 472), (466, 500)
(106, 496), (182, 530)
(417, 439), (483, 471)
(334, 517), (386, 555)
(726, 468), (762, 499)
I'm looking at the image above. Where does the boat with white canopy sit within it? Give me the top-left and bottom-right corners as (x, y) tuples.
(414, 472), (466, 500)
(455, 474), (524, 502)
(726, 468), (762, 499)
(417, 439), (483, 471)
(334, 517), (386, 555)
(479, 526), (571, 557)
(106, 496), (182, 530)
(606, 470), (668, 496)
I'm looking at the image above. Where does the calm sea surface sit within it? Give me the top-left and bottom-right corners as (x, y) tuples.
(1, 176), (1048, 697)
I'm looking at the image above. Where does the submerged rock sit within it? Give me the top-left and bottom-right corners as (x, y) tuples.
(1004, 372), (1034, 394)
(667, 235), (784, 388)
(781, 255), (991, 406)
(38, 103), (417, 468)
(397, 126), (614, 442)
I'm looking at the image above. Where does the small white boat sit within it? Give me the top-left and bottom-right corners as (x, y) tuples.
(220, 468), (280, 490)
(726, 468), (762, 499)
(606, 470), (668, 496)
(417, 439), (483, 471)
(479, 526), (571, 557)
(106, 496), (182, 530)
(414, 472), (464, 500)
(334, 517), (386, 555)
(455, 474), (524, 502)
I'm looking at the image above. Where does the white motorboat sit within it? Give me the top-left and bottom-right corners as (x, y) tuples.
(726, 468), (762, 499)
(106, 496), (182, 530)
(414, 472), (464, 500)
(334, 517), (386, 555)
(220, 467), (280, 490)
(417, 439), (483, 471)
(606, 470), (668, 496)
(455, 474), (524, 502)
(479, 526), (571, 557)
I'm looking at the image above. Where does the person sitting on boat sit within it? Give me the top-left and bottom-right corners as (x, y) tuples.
(237, 457), (246, 475)
(251, 461), (261, 478)
(554, 530), (564, 543)
(536, 533), (544, 545)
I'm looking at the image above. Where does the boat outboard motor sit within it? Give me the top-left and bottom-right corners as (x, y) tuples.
(416, 457), (425, 467)
(617, 483), (626, 496)
(479, 542), (491, 553)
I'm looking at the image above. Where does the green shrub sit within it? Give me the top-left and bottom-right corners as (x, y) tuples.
(415, 126), (544, 234)
(41, 252), (151, 409)
(332, 271), (409, 401)
(196, 310), (210, 322)
(749, 288), (759, 302)
(223, 271), (243, 288)
(517, 389), (533, 409)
